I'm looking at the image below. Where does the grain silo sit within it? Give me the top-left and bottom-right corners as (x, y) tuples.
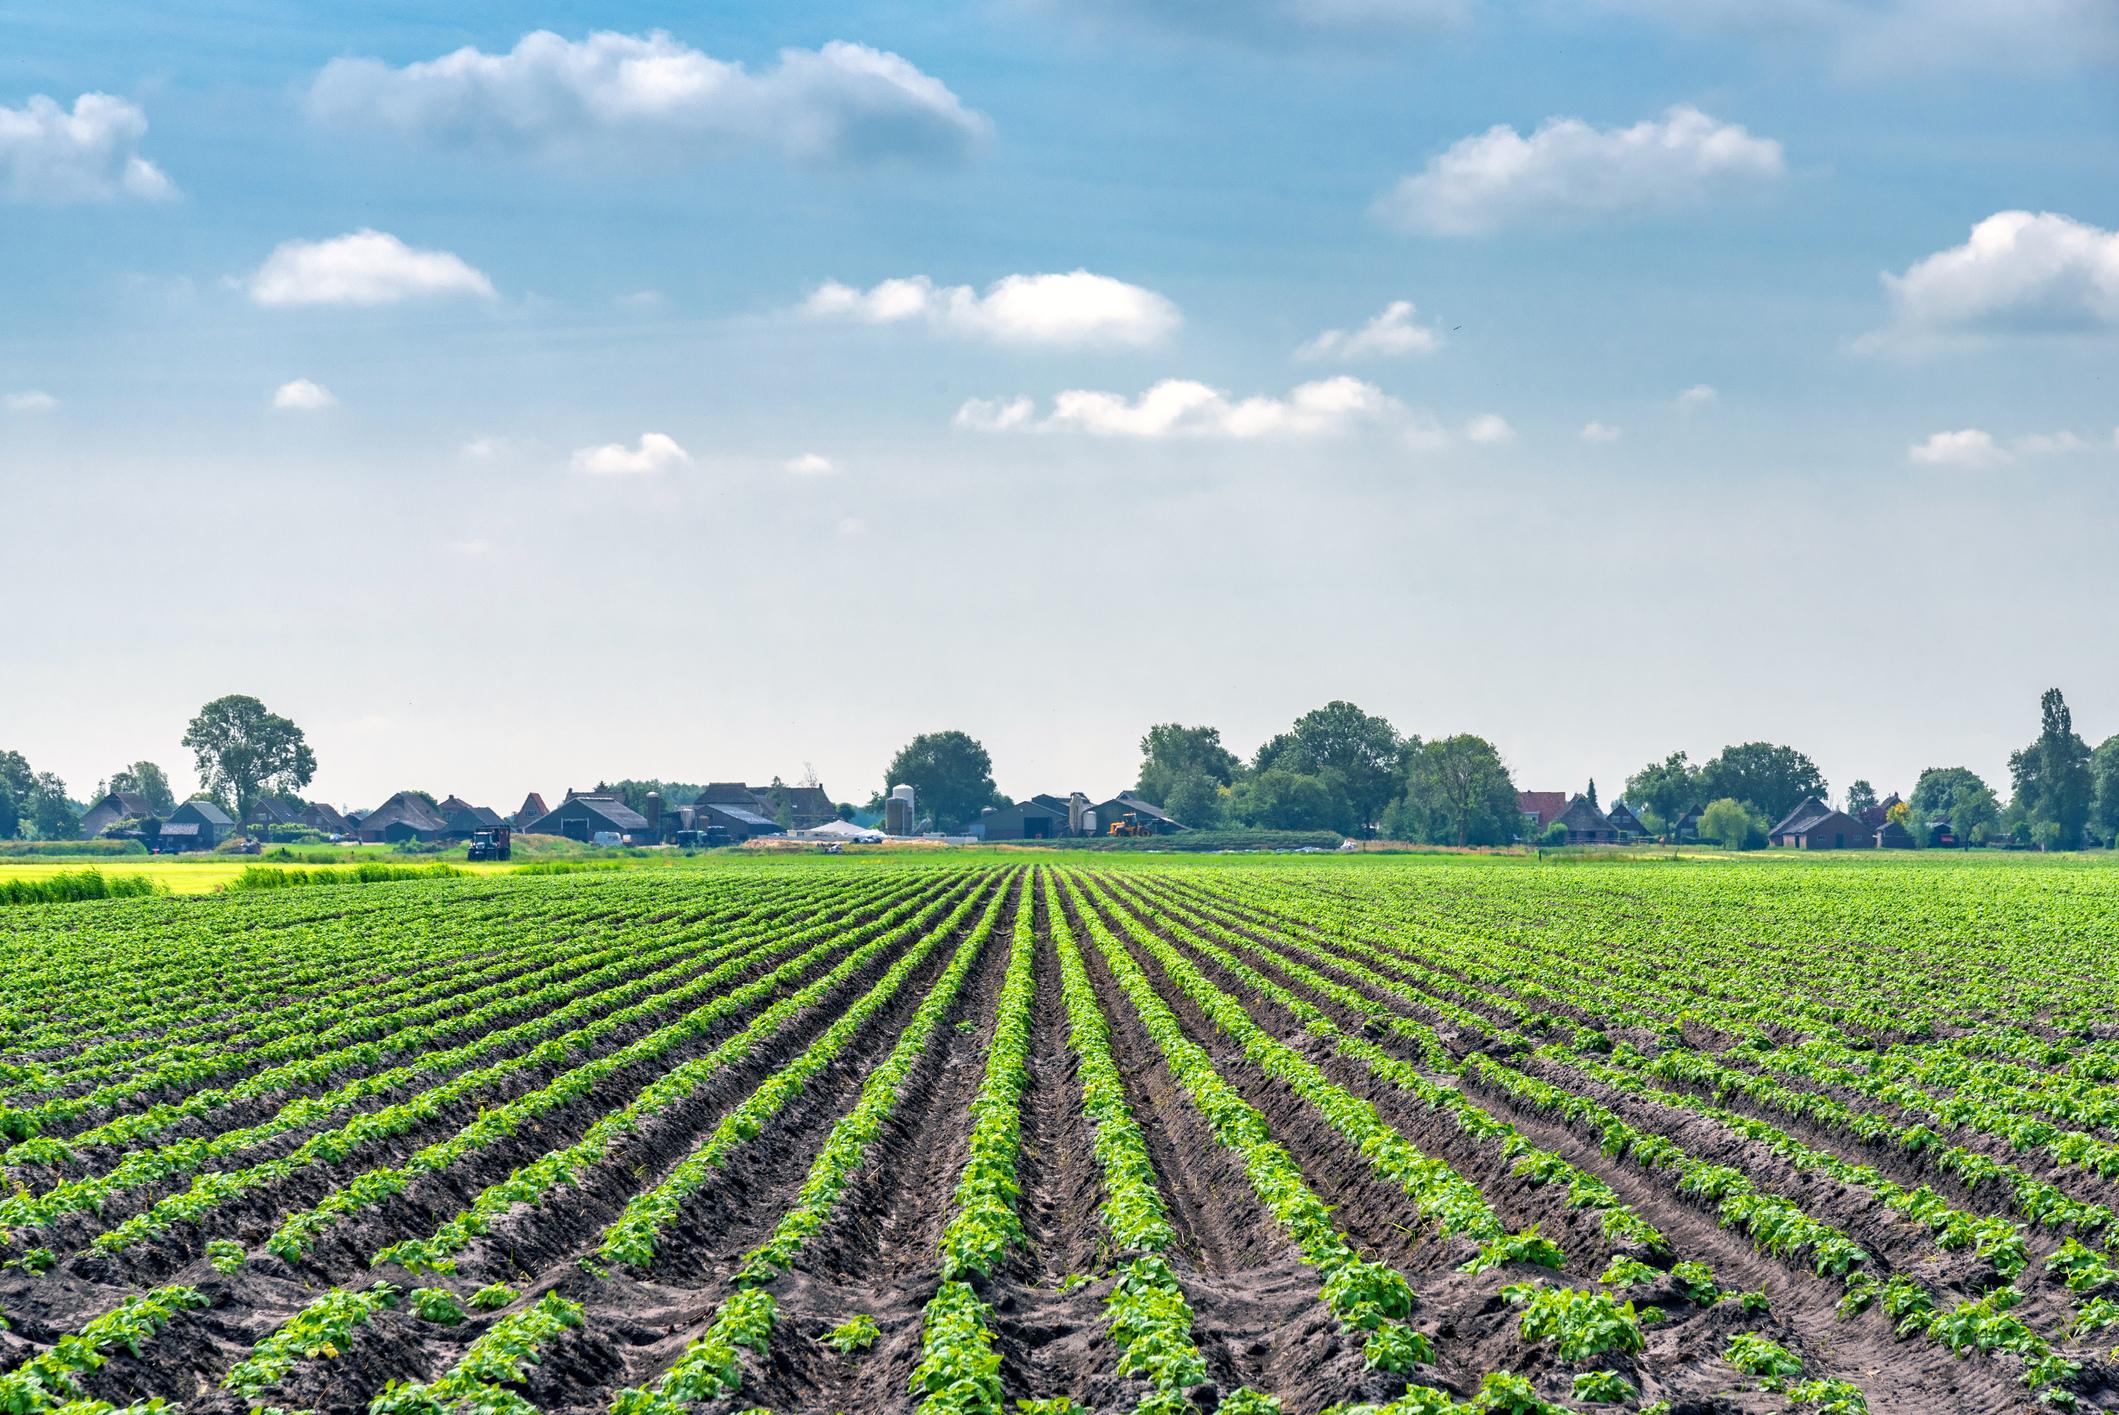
(886, 784), (916, 836)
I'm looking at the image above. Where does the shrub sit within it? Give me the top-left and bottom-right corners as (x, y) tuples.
(1, 869), (165, 906)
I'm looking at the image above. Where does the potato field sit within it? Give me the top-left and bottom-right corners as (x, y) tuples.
(3, 856), (2119, 1415)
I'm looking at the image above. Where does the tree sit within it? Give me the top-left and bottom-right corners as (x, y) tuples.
(0, 750), (32, 833)
(1953, 785), (2000, 846)
(765, 777), (794, 829)
(1394, 735), (1520, 846)
(27, 772), (79, 840)
(1625, 753), (1699, 830)
(1845, 779), (1879, 819)
(1908, 766), (1992, 828)
(1699, 797), (1762, 850)
(1585, 778), (1598, 809)
(1885, 799), (1921, 848)
(181, 695), (317, 824)
(0, 781), (15, 841)
(883, 731), (1004, 833)
(109, 761), (177, 815)
(2094, 736), (2119, 847)
(1696, 742), (1826, 824)
(1161, 772), (1226, 829)
(1136, 724), (1240, 808)
(1234, 768), (1350, 833)
(2009, 688), (2093, 850)
(1253, 701), (1405, 836)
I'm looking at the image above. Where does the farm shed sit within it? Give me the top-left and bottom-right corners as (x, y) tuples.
(153, 822), (203, 852)
(357, 792), (451, 844)
(1604, 801), (1648, 840)
(694, 802), (782, 842)
(79, 791), (153, 839)
(439, 803), (507, 840)
(1517, 791), (1569, 833)
(165, 800), (234, 848)
(1769, 797), (1871, 850)
(1874, 819), (1916, 849)
(980, 798), (1072, 841)
(1550, 795), (1618, 845)
(523, 793), (651, 842)
(1093, 793), (1186, 835)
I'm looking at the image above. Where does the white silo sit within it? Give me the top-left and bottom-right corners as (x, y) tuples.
(887, 783), (916, 836)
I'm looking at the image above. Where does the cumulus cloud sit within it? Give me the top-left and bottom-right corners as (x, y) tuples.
(1909, 428), (2007, 467)
(2015, 430), (2088, 455)
(784, 452), (835, 474)
(0, 93), (175, 204)
(1296, 300), (1442, 360)
(1464, 413), (1516, 444)
(4, 390), (57, 413)
(570, 432), (690, 475)
(1871, 212), (2119, 345)
(1580, 421), (1622, 443)
(804, 271), (1178, 348)
(1378, 105), (1783, 236)
(955, 375), (1402, 439)
(1675, 383), (1719, 408)
(309, 30), (989, 166)
(272, 378), (337, 411)
(247, 230), (495, 307)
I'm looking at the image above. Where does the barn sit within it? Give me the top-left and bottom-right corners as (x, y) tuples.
(357, 792), (451, 844)
(79, 791), (153, 839)
(164, 800), (234, 849)
(514, 793), (550, 828)
(1770, 797), (1872, 850)
(1093, 793), (1185, 836)
(979, 798), (1072, 841)
(694, 802), (782, 842)
(1604, 801), (1648, 840)
(523, 793), (652, 842)
(1874, 818), (1916, 849)
(300, 802), (351, 835)
(1550, 795), (1618, 845)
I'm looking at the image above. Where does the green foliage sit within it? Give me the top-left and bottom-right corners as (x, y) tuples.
(181, 694), (316, 824)
(909, 1281), (1003, 1415)
(1724, 1332), (1803, 1379)
(1253, 700), (1405, 834)
(1391, 734), (1521, 846)
(1571, 1370), (1635, 1404)
(1505, 1282), (1648, 1362)
(469, 1284), (518, 1312)
(1696, 741), (1827, 822)
(205, 1239), (245, 1273)
(0, 869), (163, 906)
(1698, 797), (1765, 850)
(883, 731), (1005, 832)
(822, 1313), (879, 1355)
(108, 762), (177, 816)
(2012, 689), (2095, 849)
(411, 1287), (465, 1325)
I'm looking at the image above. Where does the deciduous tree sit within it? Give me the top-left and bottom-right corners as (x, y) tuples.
(1909, 766), (1992, 826)
(109, 761), (177, 815)
(1253, 701), (1405, 836)
(1844, 779), (1879, 819)
(1395, 735), (1519, 846)
(181, 695), (317, 824)
(1625, 752), (1699, 829)
(2009, 688), (2093, 850)
(1696, 742), (1826, 824)
(883, 731), (1004, 833)
(1136, 724), (1240, 808)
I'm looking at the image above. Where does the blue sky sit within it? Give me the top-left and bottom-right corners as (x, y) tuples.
(3, 1), (2116, 812)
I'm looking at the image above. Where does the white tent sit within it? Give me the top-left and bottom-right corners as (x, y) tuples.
(805, 819), (884, 842)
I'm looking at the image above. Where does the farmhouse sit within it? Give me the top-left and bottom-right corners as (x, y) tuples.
(358, 791), (451, 844)
(246, 796), (306, 829)
(79, 791), (153, 839)
(1671, 807), (1703, 842)
(1769, 797), (1871, 850)
(698, 782), (838, 829)
(514, 793), (549, 828)
(523, 792), (651, 842)
(1605, 801), (1648, 840)
(164, 799), (234, 850)
(1518, 791), (1569, 833)
(439, 801), (508, 840)
(1550, 795), (1618, 845)
(299, 802), (351, 835)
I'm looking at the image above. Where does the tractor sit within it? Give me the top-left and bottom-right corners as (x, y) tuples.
(467, 826), (512, 862)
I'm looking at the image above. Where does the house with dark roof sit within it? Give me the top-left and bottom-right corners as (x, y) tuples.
(978, 797), (1074, 841)
(1874, 818), (1915, 849)
(514, 793), (549, 828)
(697, 781), (837, 829)
(1671, 806), (1703, 843)
(523, 793), (651, 842)
(1769, 797), (1871, 850)
(299, 802), (351, 835)
(1550, 795), (1618, 845)
(439, 802), (507, 840)
(1604, 801), (1648, 840)
(1859, 792), (1900, 830)
(79, 791), (153, 839)
(245, 796), (307, 829)
(694, 802), (781, 842)
(358, 791), (451, 844)
(164, 799), (234, 850)
(1517, 791), (1570, 834)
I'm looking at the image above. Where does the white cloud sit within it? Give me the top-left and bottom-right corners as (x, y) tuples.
(272, 378), (337, 411)
(784, 452), (835, 474)
(1909, 428), (2008, 467)
(4, 390), (57, 413)
(1378, 105), (1784, 236)
(953, 396), (1037, 432)
(1675, 383), (1719, 408)
(247, 230), (495, 307)
(1464, 412), (1516, 444)
(1874, 212), (2119, 343)
(956, 375), (1402, 439)
(309, 31), (989, 166)
(1580, 420), (1622, 443)
(570, 432), (691, 476)
(804, 270), (1178, 348)
(1296, 300), (1442, 360)
(0, 93), (175, 204)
